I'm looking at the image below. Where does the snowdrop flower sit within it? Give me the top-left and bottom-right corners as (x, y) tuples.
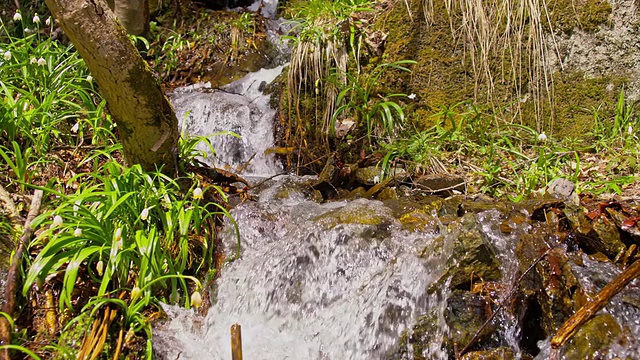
(86, 75), (93, 83)
(45, 17), (51, 26)
(131, 286), (141, 299)
(407, 93), (416, 100)
(628, 125), (633, 135)
(70, 121), (79, 133)
(32, 13), (40, 24)
(190, 291), (202, 308)
(115, 227), (122, 240)
(52, 215), (63, 227)
(3, 51), (10, 60)
(37, 57), (46, 66)
(193, 187), (203, 200)
(373, 175), (380, 184)
(13, 12), (21, 22)
(30, 57), (37, 64)
(24, 28), (31, 34)
(140, 207), (149, 221)
(537, 133), (548, 142)
(96, 260), (104, 276)
(73, 228), (82, 237)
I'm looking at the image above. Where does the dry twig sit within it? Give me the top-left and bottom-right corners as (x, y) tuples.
(0, 189), (44, 360)
(549, 259), (640, 358)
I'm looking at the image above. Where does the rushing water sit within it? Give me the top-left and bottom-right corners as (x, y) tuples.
(152, 178), (545, 359)
(155, 177), (448, 359)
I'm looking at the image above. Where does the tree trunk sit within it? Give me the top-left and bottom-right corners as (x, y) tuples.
(107, 0), (150, 37)
(45, 0), (179, 174)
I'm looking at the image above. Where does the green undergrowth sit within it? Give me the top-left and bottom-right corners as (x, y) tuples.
(381, 93), (640, 200)
(0, 10), (234, 359)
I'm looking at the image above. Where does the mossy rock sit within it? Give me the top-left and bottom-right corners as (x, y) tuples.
(314, 199), (395, 228)
(562, 313), (622, 359)
(398, 209), (439, 233)
(460, 347), (526, 360)
(548, 0), (612, 33)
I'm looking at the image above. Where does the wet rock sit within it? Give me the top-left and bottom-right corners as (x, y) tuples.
(441, 195), (463, 217)
(383, 199), (425, 219)
(592, 216), (627, 260)
(410, 173), (466, 196)
(440, 214), (502, 289)
(394, 290), (495, 359)
(314, 199), (395, 228)
(562, 313), (622, 360)
(460, 199), (513, 215)
(399, 210), (440, 233)
(564, 204), (627, 260)
(515, 232), (578, 338)
(606, 207), (640, 239)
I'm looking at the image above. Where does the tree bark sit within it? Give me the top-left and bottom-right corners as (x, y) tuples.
(107, 0), (150, 37)
(45, 0), (179, 174)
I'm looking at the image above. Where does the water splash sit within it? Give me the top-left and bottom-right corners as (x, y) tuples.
(154, 177), (450, 359)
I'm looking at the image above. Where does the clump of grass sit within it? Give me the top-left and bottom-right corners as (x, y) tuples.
(283, 0), (373, 138)
(330, 60), (415, 144)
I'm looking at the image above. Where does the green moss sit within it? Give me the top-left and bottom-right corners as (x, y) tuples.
(549, 71), (625, 138)
(548, 0), (612, 33)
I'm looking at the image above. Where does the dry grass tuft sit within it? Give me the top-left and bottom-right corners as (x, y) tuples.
(423, 0), (559, 133)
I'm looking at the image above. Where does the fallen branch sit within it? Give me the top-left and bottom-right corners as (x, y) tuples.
(0, 189), (44, 360)
(0, 183), (20, 229)
(550, 259), (640, 357)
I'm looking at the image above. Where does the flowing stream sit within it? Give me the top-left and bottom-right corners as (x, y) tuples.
(154, 2), (640, 359)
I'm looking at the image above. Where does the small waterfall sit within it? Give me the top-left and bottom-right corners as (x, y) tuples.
(169, 65), (285, 176)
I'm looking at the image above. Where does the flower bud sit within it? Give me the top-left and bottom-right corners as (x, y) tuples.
(52, 215), (63, 227)
(131, 286), (141, 300)
(3, 51), (10, 61)
(96, 260), (104, 276)
(140, 207), (149, 221)
(193, 187), (203, 200)
(537, 133), (548, 142)
(190, 291), (202, 308)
